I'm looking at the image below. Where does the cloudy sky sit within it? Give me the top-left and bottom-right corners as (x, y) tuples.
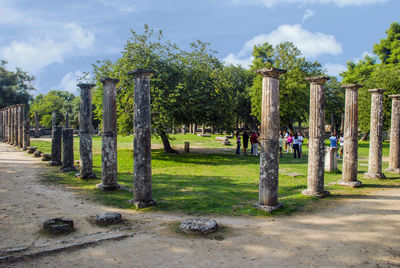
(0, 0), (398, 95)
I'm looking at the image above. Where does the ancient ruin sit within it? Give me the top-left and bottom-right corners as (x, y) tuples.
(385, 94), (400, 174)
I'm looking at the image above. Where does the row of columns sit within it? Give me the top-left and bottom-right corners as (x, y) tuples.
(255, 68), (400, 212)
(74, 69), (156, 208)
(0, 104), (30, 150)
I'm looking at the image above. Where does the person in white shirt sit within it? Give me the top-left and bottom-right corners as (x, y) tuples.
(297, 131), (304, 158)
(293, 133), (300, 158)
(339, 133), (344, 158)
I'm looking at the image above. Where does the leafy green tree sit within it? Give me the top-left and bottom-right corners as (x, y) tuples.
(373, 22), (400, 64)
(0, 60), (35, 108)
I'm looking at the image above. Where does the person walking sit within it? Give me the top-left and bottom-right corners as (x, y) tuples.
(242, 130), (249, 155)
(250, 131), (259, 156)
(293, 133), (300, 158)
(298, 131), (304, 158)
(284, 131), (289, 152)
(287, 132), (293, 153)
(236, 132), (241, 155)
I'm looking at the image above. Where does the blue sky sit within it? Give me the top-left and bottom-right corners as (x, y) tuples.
(0, 0), (399, 96)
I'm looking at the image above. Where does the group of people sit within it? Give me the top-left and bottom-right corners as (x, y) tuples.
(329, 132), (345, 158)
(279, 130), (304, 158)
(236, 130), (260, 156)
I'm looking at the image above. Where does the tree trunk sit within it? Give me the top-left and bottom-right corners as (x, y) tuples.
(202, 123), (205, 134)
(361, 131), (370, 141)
(193, 123), (197, 134)
(160, 131), (178, 153)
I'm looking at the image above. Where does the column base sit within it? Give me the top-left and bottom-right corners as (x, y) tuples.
(301, 189), (331, 197)
(364, 172), (386, 179)
(253, 202), (283, 213)
(48, 161), (62, 166)
(75, 172), (97, 179)
(338, 180), (362, 188)
(128, 199), (156, 209)
(60, 166), (77, 172)
(96, 183), (120, 191)
(384, 167), (400, 174)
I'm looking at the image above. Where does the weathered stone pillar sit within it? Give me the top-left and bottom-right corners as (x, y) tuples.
(49, 126), (62, 166)
(18, 105), (24, 148)
(0, 109), (3, 141)
(184, 141), (190, 153)
(339, 84), (363, 187)
(324, 147), (338, 172)
(253, 68), (286, 213)
(302, 76), (330, 197)
(182, 125), (186, 134)
(8, 107), (12, 144)
(77, 83), (96, 179)
(34, 111), (40, 138)
(51, 111), (57, 127)
(202, 123), (205, 134)
(385, 94), (400, 174)
(23, 117), (30, 150)
(128, 69), (156, 208)
(61, 128), (76, 172)
(193, 123), (197, 134)
(364, 89), (386, 179)
(12, 106), (17, 145)
(97, 78), (120, 191)
(65, 111), (70, 128)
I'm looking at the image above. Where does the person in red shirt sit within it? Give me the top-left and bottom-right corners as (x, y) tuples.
(250, 131), (259, 156)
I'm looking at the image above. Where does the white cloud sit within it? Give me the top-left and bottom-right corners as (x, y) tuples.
(302, 9), (315, 21)
(232, 0), (387, 8)
(324, 63), (347, 76)
(56, 71), (90, 94)
(0, 23), (95, 73)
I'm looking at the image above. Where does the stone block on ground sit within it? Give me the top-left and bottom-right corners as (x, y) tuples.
(27, 147), (37, 154)
(94, 212), (122, 226)
(180, 218), (218, 235)
(215, 136), (226, 141)
(222, 140), (230, 145)
(33, 151), (42, 157)
(43, 217), (74, 234)
(197, 134), (211, 137)
(41, 153), (51, 161)
(284, 172), (303, 178)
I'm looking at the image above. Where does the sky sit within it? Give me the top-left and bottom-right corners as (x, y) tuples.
(0, 0), (399, 96)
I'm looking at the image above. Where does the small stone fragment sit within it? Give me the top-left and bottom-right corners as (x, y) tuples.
(94, 212), (122, 226)
(43, 217), (74, 234)
(180, 218), (218, 235)
(41, 153), (51, 161)
(33, 150), (42, 157)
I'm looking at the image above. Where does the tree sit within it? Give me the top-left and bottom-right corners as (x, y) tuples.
(249, 42), (323, 130)
(0, 60), (35, 108)
(373, 22), (400, 64)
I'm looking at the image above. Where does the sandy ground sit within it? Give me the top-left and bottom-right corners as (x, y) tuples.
(0, 142), (399, 267)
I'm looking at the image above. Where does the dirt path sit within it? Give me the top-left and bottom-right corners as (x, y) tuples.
(0, 143), (399, 267)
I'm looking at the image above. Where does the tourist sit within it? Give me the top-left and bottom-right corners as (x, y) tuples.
(250, 131), (259, 156)
(236, 132), (241, 154)
(329, 132), (338, 148)
(284, 131), (289, 152)
(242, 130), (249, 155)
(293, 133), (300, 158)
(287, 132), (293, 153)
(279, 134), (283, 158)
(297, 131), (304, 157)
(339, 133), (344, 158)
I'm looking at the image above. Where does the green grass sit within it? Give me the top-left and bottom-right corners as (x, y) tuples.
(31, 135), (400, 216)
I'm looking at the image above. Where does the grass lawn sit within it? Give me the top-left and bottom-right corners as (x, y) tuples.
(30, 134), (400, 216)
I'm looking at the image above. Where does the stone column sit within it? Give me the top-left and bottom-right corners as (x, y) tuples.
(253, 68), (286, 213)
(34, 111), (40, 138)
(14, 106), (18, 146)
(77, 83), (96, 179)
(128, 69), (156, 208)
(49, 126), (62, 166)
(65, 111), (69, 128)
(364, 89), (386, 179)
(182, 124), (186, 134)
(23, 118), (30, 150)
(339, 84), (363, 187)
(51, 111), (57, 127)
(324, 147), (338, 172)
(385, 94), (400, 174)
(8, 107), (12, 144)
(97, 78), (120, 191)
(18, 105), (24, 148)
(61, 128), (76, 172)
(0, 109), (3, 141)
(302, 77), (330, 197)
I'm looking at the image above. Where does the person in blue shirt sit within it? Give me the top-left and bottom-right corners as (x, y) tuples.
(329, 132), (338, 148)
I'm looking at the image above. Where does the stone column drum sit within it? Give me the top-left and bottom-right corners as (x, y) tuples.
(18, 105), (24, 148)
(385, 94), (400, 174)
(49, 126), (62, 166)
(364, 89), (386, 179)
(339, 84), (363, 187)
(97, 78), (120, 191)
(0, 109), (3, 141)
(12, 106), (17, 145)
(61, 128), (76, 172)
(8, 107), (12, 144)
(23, 119), (30, 150)
(302, 76), (330, 197)
(324, 147), (338, 172)
(253, 68), (286, 213)
(34, 111), (40, 138)
(128, 69), (156, 208)
(77, 83), (96, 179)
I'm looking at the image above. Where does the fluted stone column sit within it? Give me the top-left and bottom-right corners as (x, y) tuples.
(34, 111), (40, 138)
(253, 68), (286, 213)
(61, 128), (76, 172)
(8, 107), (12, 144)
(51, 111), (57, 127)
(364, 89), (386, 179)
(302, 76), (331, 197)
(77, 83), (96, 179)
(49, 126), (62, 166)
(97, 78), (120, 191)
(65, 111), (69, 128)
(23, 118), (30, 150)
(339, 84), (363, 187)
(18, 105), (24, 148)
(128, 69), (156, 208)
(13, 106), (17, 145)
(385, 94), (400, 174)
(0, 109), (3, 141)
